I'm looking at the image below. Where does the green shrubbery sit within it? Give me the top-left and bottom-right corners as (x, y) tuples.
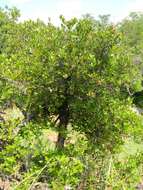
(1, 7), (143, 189)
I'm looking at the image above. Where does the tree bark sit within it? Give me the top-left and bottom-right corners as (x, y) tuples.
(56, 126), (67, 150)
(56, 99), (69, 150)
(56, 77), (71, 150)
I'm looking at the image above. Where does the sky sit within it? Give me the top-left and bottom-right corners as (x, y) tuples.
(0, 0), (143, 25)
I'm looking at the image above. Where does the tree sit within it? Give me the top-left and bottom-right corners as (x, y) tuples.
(120, 12), (143, 106)
(0, 11), (142, 150)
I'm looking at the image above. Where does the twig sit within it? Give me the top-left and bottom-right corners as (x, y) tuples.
(28, 165), (47, 190)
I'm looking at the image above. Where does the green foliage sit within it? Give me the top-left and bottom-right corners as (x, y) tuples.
(0, 7), (143, 190)
(0, 11), (141, 149)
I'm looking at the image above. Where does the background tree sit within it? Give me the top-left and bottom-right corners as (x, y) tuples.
(120, 12), (143, 98)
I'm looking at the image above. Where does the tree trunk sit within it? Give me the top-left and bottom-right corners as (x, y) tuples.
(56, 76), (71, 150)
(56, 100), (69, 150)
(56, 125), (67, 150)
